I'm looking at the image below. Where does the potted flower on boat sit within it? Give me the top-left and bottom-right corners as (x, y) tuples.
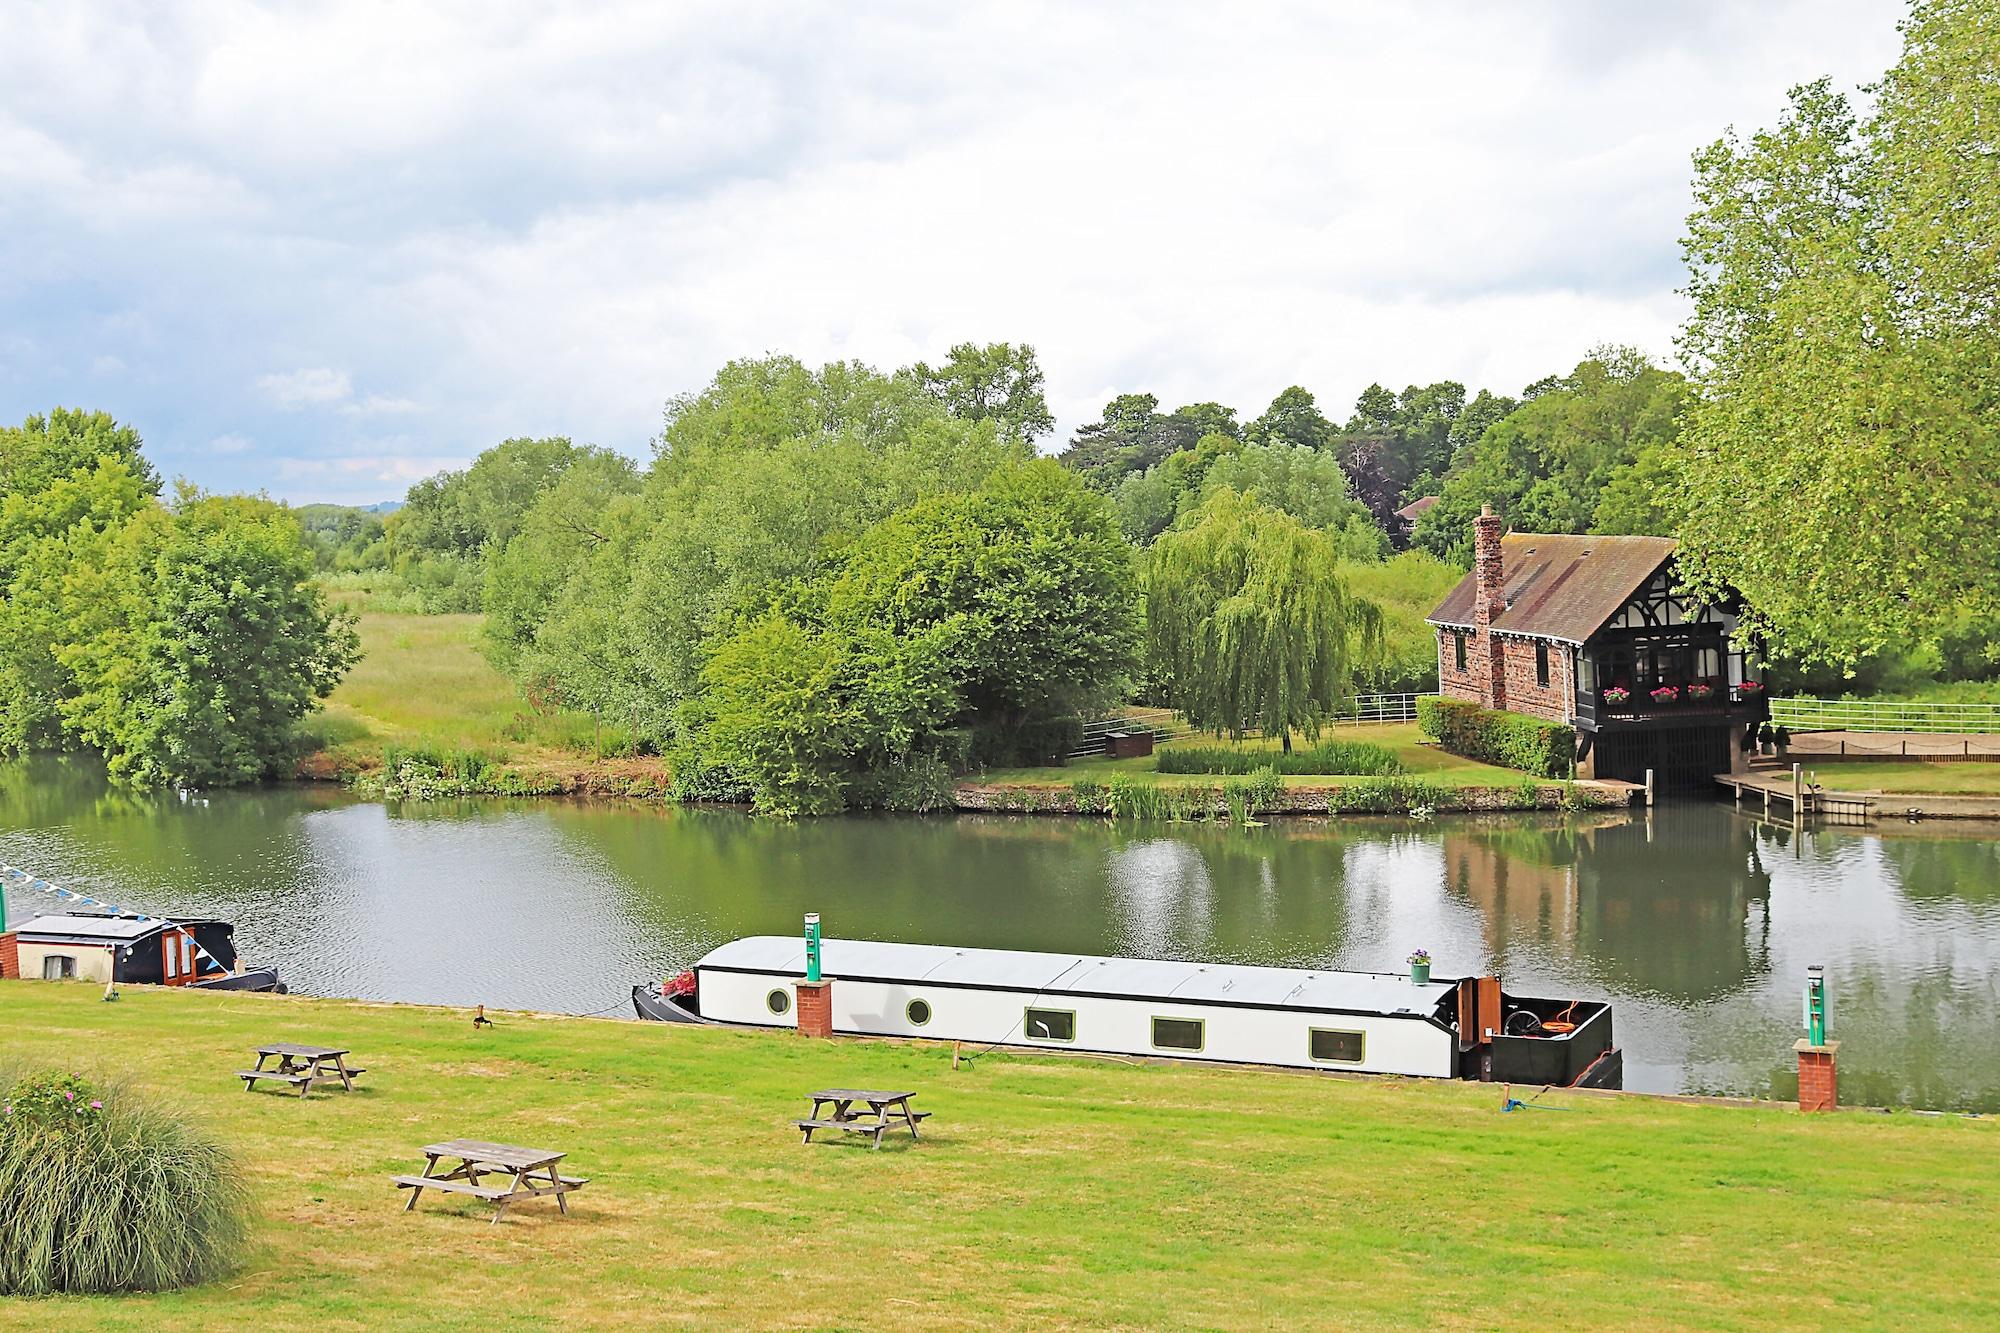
(1408, 949), (1431, 985)
(1650, 684), (1679, 705)
(1601, 685), (1631, 707)
(1686, 682), (1715, 703)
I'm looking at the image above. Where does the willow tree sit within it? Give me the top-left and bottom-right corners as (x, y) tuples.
(1145, 490), (1382, 750)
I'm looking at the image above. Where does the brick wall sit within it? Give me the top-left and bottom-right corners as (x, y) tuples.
(0, 931), (15, 980)
(1797, 1042), (1839, 1112)
(1434, 630), (1573, 726)
(795, 980), (834, 1038)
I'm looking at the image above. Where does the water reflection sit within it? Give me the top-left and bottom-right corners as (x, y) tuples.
(3, 757), (1999, 1109)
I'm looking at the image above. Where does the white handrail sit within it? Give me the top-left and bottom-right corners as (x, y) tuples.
(1769, 697), (2000, 736)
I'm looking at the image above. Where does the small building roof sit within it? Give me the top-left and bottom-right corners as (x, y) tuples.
(698, 936), (1453, 1017)
(1394, 495), (1439, 521)
(1426, 533), (1677, 645)
(11, 913), (226, 946)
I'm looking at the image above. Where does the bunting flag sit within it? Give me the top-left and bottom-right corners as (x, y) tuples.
(1, 863), (232, 975)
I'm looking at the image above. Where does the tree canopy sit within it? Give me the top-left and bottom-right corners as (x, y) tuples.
(1146, 491), (1382, 747)
(1672, 0), (2000, 668)
(905, 341), (1055, 444)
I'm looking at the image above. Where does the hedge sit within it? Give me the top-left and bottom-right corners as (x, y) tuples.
(1416, 695), (1574, 778)
(1156, 740), (1404, 777)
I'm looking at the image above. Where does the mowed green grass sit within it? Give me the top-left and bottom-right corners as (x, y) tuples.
(1799, 761), (2000, 796)
(3, 985), (1995, 1330)
(308, 611), (599, 759)
(983, 723), (1540, 788)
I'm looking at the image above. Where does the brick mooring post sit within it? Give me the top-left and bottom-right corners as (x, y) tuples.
(1795, 1039), (1839, 1112)
(0, 931), (17, 980)
(795, 979), (834, 1038)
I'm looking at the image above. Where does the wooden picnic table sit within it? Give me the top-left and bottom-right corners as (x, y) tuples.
(795, 1088), (930, 1149)
(237, 1042), (366, 1098)
(392, 1139), (588, 1224)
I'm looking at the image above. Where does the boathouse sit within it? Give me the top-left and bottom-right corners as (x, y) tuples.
(1424, 508), (1764, 788)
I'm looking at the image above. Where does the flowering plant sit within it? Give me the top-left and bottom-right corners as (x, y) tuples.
(2, 1071), (103, 1129)
(1687, 682), (1715, 701)
(1736, 680), (1763, 694)
(1601, 686), (1631, 705)
(1407, 949), (1431, 967)
(1650, 685), (1679, 703)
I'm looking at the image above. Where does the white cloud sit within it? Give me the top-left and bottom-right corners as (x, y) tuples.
(205, 432), (252, 454)
(0, 1), (1910, 501)
(257, 367), (352, 409)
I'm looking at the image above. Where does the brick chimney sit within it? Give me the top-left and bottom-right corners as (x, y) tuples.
(1472, 505), (1508, 710)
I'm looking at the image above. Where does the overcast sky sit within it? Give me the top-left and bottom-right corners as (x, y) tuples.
(0, 2), (1905, 505)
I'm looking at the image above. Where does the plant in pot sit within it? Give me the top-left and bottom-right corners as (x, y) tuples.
(1407, 949), (1431, 985)
(1736, 679), (1764, 702)
(1773, 724), (1791, 758)
(1758, 722), (1775, 755)
(1686, 681), (1716, 704)
(1649, 684), (1680, 706)
(1601, 685), (1631, 707)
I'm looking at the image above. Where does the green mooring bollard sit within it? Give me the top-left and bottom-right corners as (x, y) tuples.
(805, 912), (822, 984)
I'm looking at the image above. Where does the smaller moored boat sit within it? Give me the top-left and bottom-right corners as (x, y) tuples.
(635, 936), (1620, 1088)
(6, 913), (284, 993)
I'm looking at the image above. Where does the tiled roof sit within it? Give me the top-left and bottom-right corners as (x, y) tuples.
(1394, 495), (1439, 520)
(1425, 533), (1677, 644)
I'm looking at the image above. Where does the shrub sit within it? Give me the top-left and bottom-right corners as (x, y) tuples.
(0, 1070), (248, 1295)
(1221, 765), (1285, 818)
(1157, 740), (1403, 776)
(1326, 776), (1452, 814)
(1416, 696), (1574, 778)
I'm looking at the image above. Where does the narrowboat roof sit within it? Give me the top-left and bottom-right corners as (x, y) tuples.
(698, 936), (1455, 1015)
(12, 913), (227, 946)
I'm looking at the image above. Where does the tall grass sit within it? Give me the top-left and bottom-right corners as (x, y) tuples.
(1159, 740), (1404, 776)
(0, 1070), (248, 1295)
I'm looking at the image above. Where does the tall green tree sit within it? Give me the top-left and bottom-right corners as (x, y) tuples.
(1245, 386), (1334, 452)
(1674, 0), (2000, 667)
(0, 408), (159, 500)
(906, 341), (1055, 443)
(388, 436), (597, 611)
(55, 491), (359, 786)
(1060, 395), (1242, 490)
(1146, 491), (1381, 749)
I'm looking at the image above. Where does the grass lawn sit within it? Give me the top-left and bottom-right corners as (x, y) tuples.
(4, 984), (1995, 1329)
(981, 723), (1540, 789)
(304, 611), (605, 764)
(1799, 761), (2000, 796)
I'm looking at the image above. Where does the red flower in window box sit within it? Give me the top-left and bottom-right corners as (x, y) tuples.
(1601, 686), (1631, 706)
(1736, 680), (1763, 695)
(1687, 682), (1716, 702)
(1650, 685), (1680, 704)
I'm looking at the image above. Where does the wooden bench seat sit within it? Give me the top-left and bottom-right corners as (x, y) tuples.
(391, 1175), (512, 1200)
(237, 1068), (308, 1084)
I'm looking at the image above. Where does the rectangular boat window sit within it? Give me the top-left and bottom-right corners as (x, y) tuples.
(1309, 1027), (1365, 1064)
(1535, 641), (1550, 687)
(182, 935), (195, 975)
(164, 941), (178, 979)
(1151, 1017), (1204, 1051)
(43, 955), (76, 980)
(1024, 1007), (1075, 1042)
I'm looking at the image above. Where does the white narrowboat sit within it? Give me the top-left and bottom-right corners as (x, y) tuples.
(634, 936), (1620, 1088)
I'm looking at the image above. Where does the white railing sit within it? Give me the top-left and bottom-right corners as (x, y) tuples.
(1072, 694), (1424, 757)
(1769, 697), (2000, 735)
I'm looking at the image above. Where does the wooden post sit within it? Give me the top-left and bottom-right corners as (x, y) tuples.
(1793, 763), (1803, 813)
(952, 1040), (963, 1071)
(1644, 768), (1655, 807)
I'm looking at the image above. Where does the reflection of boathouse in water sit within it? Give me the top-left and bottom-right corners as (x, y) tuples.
(1442, 810), (1774, 1004)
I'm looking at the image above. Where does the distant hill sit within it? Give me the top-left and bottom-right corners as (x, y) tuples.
(362, 500), (403, 514)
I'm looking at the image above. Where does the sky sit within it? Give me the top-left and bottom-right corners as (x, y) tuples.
(0, 2), (1906, 506)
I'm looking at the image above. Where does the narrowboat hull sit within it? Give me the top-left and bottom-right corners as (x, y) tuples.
(631, 982), (711, 1023)
(192, 967), (286, 994)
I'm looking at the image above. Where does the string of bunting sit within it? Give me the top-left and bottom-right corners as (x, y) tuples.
(0, 863), (231, 974)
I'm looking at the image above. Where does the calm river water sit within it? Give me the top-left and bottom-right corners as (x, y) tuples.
(3, 756), (1998, 1110)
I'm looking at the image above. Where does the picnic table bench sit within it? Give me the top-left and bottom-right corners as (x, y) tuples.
(237, 1043), (365, 1098)
(795, 1088), (930, 1149)
(393, 1139), (587, 1223)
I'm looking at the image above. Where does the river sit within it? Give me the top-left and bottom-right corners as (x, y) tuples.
(3, 756), (1997, 1110)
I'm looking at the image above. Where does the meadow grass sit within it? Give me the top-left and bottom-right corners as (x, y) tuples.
(304, 612), (609, 763)
(1, 983), (1995, 1329)
(1797, 761), (2000, 796)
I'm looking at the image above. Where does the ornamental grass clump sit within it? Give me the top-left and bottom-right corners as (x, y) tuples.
(0, 1069), (248, 1296)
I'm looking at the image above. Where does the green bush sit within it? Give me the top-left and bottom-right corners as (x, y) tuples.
(1416, 696), (1574, 778)
(1325, 775), (1452, 814)
(1157, 740), (1403, 776)
(0, 1070), (248, 1295)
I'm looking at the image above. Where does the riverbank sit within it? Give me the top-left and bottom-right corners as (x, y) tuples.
(6, 983), (1997, 1328)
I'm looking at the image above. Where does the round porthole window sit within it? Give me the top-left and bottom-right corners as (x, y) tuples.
(766, 988), (791, 1016)
(906, 998), (932, 1027)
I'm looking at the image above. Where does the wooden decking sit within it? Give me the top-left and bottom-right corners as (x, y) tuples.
(1715, 768), (1873, 822)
